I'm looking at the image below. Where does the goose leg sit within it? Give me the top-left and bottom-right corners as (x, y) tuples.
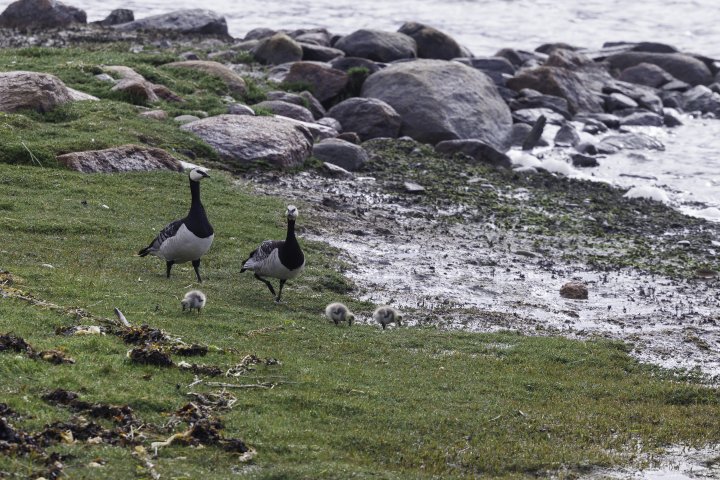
(166, 260), (175, 279)
(192, 259), (202, 283)
(254, 274), (276, 298)
(275, 279), (287, 303)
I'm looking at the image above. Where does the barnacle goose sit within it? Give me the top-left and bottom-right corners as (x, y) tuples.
(325, 302), (354, 326)
(181, 290), (206, 313)
(138, 167), (214, 282)
(241, 205), (305, 302)
(373, 306), (402, 330)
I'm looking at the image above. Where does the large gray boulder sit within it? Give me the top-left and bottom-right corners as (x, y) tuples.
(397, 21), (463, 60)
(0, 0), (86, 29)
(334, 29), (417, 62)
(181, 115), (314, 168)
(605, 52), (712, 86)
(327, 97), (401, 141)
(57, 145), (183, 173)
(361, 59), (512, 148)
(312, 138), (369, 171)
(0, 71), (95, 113)
(113, 9), (228, 35)
(252, 33), (303, 65)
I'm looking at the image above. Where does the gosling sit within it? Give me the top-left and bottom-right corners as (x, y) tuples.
(325, 302), (354, 326)
(181, 290), (206, 313)
(373, 306), (402, 330)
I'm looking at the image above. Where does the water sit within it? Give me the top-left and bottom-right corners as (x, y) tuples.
(0, 0), (718, 219)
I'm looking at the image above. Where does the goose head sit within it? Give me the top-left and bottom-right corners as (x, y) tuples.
(189, 167), (210, 182)
(286, 205), (299, 221)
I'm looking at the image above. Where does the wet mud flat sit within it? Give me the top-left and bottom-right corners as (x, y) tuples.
(241, 139), (720, 379)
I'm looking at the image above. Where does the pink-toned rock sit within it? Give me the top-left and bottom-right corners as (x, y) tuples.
(0, 71), (95, 113)
(57, 145), (183, 173)
(560, 281), (589, 300)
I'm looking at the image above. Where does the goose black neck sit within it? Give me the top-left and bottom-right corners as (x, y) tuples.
(285, 218), (296, 243)
(189, 178), (202, 209)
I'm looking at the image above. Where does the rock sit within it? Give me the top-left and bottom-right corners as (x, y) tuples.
(605, 92), (638, 111)
(300, 43), (345, 62)
(326, 97), (401, 141)
(253, 100), (315, 123)
(321, 161), (353, 178)
(617, 62), (674, 88)
(266, 91), (326, 119)
(206, 50), (237, 62)
(336, 132), (360, 144)
(174, 114), (200, 124)
(334, 29), (417, 62)
(631, 42), (678, 54)
(619, 111), (664, 127)
(560, 281), (588, 300)
(536, 42), (580, 55)
(507, 66), (604, 114)
(312, 138), (369, 171)
(510, 123), (548, 148)
(316, 116), (342, 132)
(227, 103), (255, 116)
(180, 115), (314, 168)
(96, 8), (133, 26)
(434, 139), (512, 168)
(94, 73), (115, 83)
(112, 78), (158, 103)
(495, 48), (542, 68)
(0, 71), (91, 113)
(554, 123), (581, 147)
(404, 181), (425, 193)
(113, 9), (227, 35)
(458, 56), (516, 75)
(244, 27), (276, 41)
(139, 110), (167, 120)
(178, 51), (200, 61)
(576, 142), (598, 155)
(603, 81), (663, 113)
(56, 145), (182, 173)
(512, 108), (566, 125)
(597, 133), (665, 154)
(606, 52), (712, 86)
(163, 60), (246, 96)
(661, 79), (691, 92)
(509, 93), (571, 119)
(329, 57), (381, 75)
(252, 33), (303, 65)
(570, 153), (599, 168)
(285, 117), (337, 141)
(291, 28), (332, 46)
(521, 115), (547, 151)
(582, 119), (608, 134)
(397, 21), (462, 60)
(0, 0), (86, 29)
(573, 112), (621, 129)
(663, 108), (683, 127)
(362, 59), (512, 149)
(282, 62), (348, 104)
(681, 85), (720, 115)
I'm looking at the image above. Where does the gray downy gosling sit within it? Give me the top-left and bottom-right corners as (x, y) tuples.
(181, 290), (206, 313)
(373, 306), (402, 330)
(325, 302), (354, 326)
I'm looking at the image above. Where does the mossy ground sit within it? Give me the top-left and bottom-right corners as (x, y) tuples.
(0, 165), (719, 479)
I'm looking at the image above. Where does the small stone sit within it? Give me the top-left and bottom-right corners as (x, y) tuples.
(404, 181), (425, 193)
(571, 153), (599, 168)
(139, 110), (168, 120)
(560, 281), (588, 300)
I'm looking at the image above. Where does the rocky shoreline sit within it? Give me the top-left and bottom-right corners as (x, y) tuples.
(0, 1), (718, 376)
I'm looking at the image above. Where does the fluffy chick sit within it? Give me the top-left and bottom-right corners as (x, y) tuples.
(181, 290), (206, 313)
(373, 306), (402, 330)
(325, 302), (354, 326)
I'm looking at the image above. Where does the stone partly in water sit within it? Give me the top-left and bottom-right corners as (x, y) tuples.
(0, 0), (86, 29)
(334, 29), (417, 63)
(362, 59), (512, 149)
(0, 71), (93, 113)
(113, 9), (228, 35)
(397, 21), (462, 60)
(312, 138), (369, 171)
(554, 123), (581, 147)
(597, 132), (665, 154)
(326, 97), (402, 141)
(571, 153), (599, 168)
(163, 60), (247, 96)
(606, 52), (712, 86)
(560, 281), (589, 300)
(57, 145), (183, 173)
(180, 115), (314, 168)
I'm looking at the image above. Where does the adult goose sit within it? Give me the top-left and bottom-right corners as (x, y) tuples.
(138, 167), (214, 282)
(241, 205), (305, 302)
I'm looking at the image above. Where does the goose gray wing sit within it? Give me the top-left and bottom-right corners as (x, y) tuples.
(138, 219), (184, 256)
(241, 240), (284, 271)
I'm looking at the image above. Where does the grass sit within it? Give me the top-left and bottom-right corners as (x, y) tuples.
(1, 164), (719, 479)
